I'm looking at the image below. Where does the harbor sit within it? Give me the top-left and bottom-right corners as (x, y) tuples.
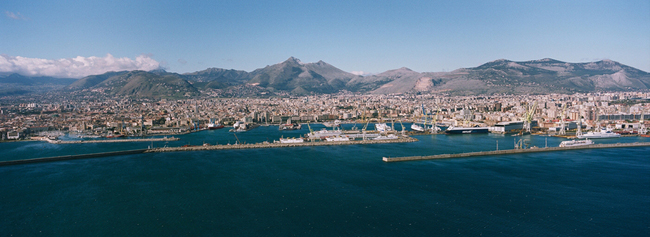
(383, 142), (650, 162)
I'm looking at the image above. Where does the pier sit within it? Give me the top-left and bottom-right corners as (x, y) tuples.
(44, 137), (180, 144)
(383, 142), (650, 162)
(147, 137), (418, 153)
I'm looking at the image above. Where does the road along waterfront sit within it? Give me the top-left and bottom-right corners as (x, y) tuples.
(383, 142), (650, 162)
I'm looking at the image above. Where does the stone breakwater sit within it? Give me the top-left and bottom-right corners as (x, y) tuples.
(45, 137), (180, 144)
(383, 142), (650, 162)
(147, 137), (419, 153)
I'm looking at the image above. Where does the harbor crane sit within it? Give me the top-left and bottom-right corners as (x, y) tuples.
(523, 101), (537, 133)
(559, 104), (567, 135)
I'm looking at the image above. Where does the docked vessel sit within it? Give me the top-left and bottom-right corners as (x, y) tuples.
(444, 126), (489, 134)
(411, 124), (425, 132)
(279, 137), (305, 143)
(207, 122), (224, 130)
(279, 119), (302, 130)
(374, 123), (393, 132)
(325, 136), (351, 142)
(229, 122), (259, 132)
(373, 134), (399, 140)
(323, 120), (341, 127)
(307, 128), (343, 139)
(559, 139), (594, 147)
(576, 128), (621, 139)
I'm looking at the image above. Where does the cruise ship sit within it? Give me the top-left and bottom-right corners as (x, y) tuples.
(576, 128), (621, 139)
(559, 139), (594, 147)
(307, 128), (343, 139)
(444, 126), (489, 134)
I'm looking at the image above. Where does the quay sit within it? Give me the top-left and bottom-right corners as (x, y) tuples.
(43, 137), (180, 144)
(383, 142), (650, 162)
(147, 137), (418, 153)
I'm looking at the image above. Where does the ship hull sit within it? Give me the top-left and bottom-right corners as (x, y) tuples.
(445, 128), (489, 134)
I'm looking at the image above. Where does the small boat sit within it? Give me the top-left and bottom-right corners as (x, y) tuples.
(559, 139), (594, 147)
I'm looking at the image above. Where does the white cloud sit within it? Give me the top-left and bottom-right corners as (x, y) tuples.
(0, 54), (161, 78)
(5, 11), (26, 20)
(351, 71), (374, 76)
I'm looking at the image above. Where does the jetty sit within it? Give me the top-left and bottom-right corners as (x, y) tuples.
(147, 137), (418, 153)
(43, 137), (180, 144)
(383, 142), (650, 162)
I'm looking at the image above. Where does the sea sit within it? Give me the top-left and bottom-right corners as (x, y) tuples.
(1, 123), (649, 236)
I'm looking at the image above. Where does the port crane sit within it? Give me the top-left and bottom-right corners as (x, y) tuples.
(523, 101), (537, 133)
(559, 104), (567, 135)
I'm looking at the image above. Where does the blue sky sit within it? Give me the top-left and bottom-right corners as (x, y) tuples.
(1, 0), (649, 77)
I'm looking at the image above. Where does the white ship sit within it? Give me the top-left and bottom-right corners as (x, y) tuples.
(559, 139), (594, 147)
(279, 137), (304, 144)
(576, 128), (621, 139)
(374, 123), (392, 132)
(325, 136), (351, 142)
(307, 128), (343, 139)
(373, 134), (399, 140)
(411, 124), (425, 132)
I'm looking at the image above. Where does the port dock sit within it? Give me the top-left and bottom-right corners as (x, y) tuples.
(383, 142), (650, 162)
(147, 137), (418, 153)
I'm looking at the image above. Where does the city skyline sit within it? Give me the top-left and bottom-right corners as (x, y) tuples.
(2, 0), (649, 78)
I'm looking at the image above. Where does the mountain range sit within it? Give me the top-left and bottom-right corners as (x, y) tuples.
(2, 57), (649, 98)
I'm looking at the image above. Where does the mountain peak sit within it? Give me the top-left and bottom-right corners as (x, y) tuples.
(284, 57), (303, 65)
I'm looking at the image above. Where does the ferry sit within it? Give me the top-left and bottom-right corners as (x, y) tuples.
(444, 126), (489, 134)
(559, 139), (594, 147)
(325, 136), (351, 142)
(307, 128), (343, 139)
(576, 128), (621, 139)
(375, 123), (392, 132)
(279, 137), (304, 144)
(411, 124), (425, 132)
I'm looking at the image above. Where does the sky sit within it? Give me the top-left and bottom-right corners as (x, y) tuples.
(1, 0), (649, 78)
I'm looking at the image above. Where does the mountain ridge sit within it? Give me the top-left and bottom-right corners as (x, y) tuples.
(4, 57), (649, 98)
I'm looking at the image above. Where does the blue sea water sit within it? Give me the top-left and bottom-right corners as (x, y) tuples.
(1, 124), (649, 236)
